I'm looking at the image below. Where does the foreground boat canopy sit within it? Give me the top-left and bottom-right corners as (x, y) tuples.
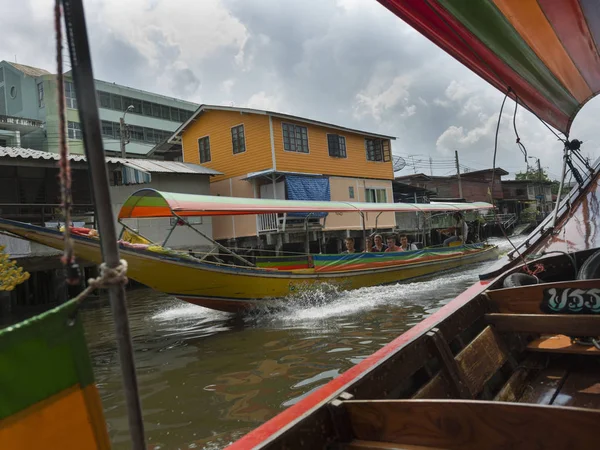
(378, 0), (600, 135)
(117, 189), (494, 219)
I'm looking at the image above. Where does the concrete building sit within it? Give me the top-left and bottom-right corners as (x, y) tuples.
(0, 146), (221, 256)
(170, 104), (397, 252)
(0, 61), (198, 157)
(500, 179), (553, 221)
(395, 168), (508, 203)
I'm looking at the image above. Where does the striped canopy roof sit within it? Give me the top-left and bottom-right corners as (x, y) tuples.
(117, 189), (493, 219)
(378, 0), (600, 135)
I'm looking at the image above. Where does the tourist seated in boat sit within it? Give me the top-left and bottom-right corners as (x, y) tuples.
(443, 212), (468, 246)
(364, 237), (373, 253)
(385, 235), (401, 252)
(399, 235), (418, 251)
(342, 237), (357, 253)
(372, 234), (388, 252)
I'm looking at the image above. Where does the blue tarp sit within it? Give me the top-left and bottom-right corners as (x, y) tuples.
(285, 175), (330, 217)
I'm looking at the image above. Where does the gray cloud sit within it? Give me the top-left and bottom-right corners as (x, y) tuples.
(2, 0), (598, 179)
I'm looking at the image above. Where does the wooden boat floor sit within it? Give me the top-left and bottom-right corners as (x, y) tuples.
(517, 356), (600, 409)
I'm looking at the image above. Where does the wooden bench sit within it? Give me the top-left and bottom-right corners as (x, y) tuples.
(485, 279), (600, 314)
(527, 334), (600, 355)
(485, 313), (600, 337)
(341, 399), (600, 450)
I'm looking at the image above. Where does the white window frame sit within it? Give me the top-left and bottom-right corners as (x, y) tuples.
(67, 121), (82, 140)
(365, 188), (387, 203)
(64, 81), (77, 109)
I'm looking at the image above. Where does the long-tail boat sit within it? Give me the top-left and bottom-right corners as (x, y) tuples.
(0, 190), (498, 312)
(223, 1), (600, 449)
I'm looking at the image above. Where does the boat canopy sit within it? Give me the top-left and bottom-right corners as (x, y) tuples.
(117, 189), (493, 219)
(378, 0), (600, 135)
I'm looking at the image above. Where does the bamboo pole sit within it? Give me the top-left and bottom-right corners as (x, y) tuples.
(60, 1), (146, 448)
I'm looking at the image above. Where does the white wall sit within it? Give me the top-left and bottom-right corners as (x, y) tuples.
(110, 173), (214, 250)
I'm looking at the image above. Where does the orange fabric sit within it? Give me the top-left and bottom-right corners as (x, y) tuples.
(492, 0), (592, 102)
(0, 384), (110, 450)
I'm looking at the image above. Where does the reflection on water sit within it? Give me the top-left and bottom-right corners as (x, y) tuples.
(81, 237), (522, 449)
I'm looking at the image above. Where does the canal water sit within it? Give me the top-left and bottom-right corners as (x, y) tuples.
(81, 237), (523, 450)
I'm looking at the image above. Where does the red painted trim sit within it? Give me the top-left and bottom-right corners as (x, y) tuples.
(539, 0), (600, 92)
(226, 280), (490, 449)
(376, 0), (569, 132)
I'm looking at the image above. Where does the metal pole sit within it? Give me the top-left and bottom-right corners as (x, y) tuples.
(60, 1), (146, 448)
(551, 145), (568, 229)
(455, 150), (463, 199)
(119, 117), (127, 158)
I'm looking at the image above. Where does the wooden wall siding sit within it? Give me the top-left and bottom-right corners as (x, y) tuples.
(270, 117), (394, 180)
(181, 110), (272, 182)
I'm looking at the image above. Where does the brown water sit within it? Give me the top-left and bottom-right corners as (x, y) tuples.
(80, 237), (519, 450)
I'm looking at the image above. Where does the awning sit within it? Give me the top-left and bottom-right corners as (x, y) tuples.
(285, 175), (330, 217)
(377, 0), (600, 135)
(117, 188), (494, 219)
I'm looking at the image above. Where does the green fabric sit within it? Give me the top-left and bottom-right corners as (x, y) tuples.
(438, 0), (578, 116)
(0, 298), (95, 419)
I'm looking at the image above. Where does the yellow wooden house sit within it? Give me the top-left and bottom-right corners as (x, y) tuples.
(170, 105), (396, 250)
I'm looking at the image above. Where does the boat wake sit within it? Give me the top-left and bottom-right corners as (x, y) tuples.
(247, 236), (528, 328)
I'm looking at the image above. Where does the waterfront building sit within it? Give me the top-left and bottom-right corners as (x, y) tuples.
(0, 61), (198, 157)
(170, 105), (397, 251)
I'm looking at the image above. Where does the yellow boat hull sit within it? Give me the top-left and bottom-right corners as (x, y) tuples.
(0, 220), (500, 312)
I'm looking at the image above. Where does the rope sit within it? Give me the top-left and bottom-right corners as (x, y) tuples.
(55, 0), (75, 269)
(72, 260), (129, 305)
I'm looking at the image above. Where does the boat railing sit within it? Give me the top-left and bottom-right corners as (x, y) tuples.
(0, 203), (95, 226)
(257, 213), (278, 233)
(257, 213), (322, 234)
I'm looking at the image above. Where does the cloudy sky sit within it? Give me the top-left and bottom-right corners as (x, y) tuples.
(3, 0), (599, 179)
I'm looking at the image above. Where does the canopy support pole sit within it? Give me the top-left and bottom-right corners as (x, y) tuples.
(162, 220), (178, 247)
(118, 219), (153, 244)
(172, 213), (254, 267)
(374, 212), (383, 232)
(61, 1), (146, 448)
(359, 211), (366, 246)
(551, 144), (568, 230)
(304, 212), (314, 256)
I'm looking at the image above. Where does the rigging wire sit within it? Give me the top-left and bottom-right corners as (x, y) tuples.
(490, 88), (531, 269)
(512, 94), (528, 163)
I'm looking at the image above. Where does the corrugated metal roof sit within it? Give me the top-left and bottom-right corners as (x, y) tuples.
(170, 104), (397, 143)
(0, 146), (221, 175)
(7, 62), (51, 77)
(119, 159), (221, 175)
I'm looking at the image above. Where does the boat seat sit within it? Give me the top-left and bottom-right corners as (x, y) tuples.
(485, 279), (600, 314)
(414, 326), (507, 399)
(485, 313), (600, 337)
(345, 440), (445, 450)
(339, 399), (600, 450)
(527, 334), (600, 355)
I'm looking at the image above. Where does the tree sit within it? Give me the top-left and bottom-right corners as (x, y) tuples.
(515, 167), (569, 195)
(514, 167), (550, 182)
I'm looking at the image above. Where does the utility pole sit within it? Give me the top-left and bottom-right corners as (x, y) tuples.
(455, 150), (463, 199)
(120, 105), (134, 158)
(429, 156), (433, 176)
